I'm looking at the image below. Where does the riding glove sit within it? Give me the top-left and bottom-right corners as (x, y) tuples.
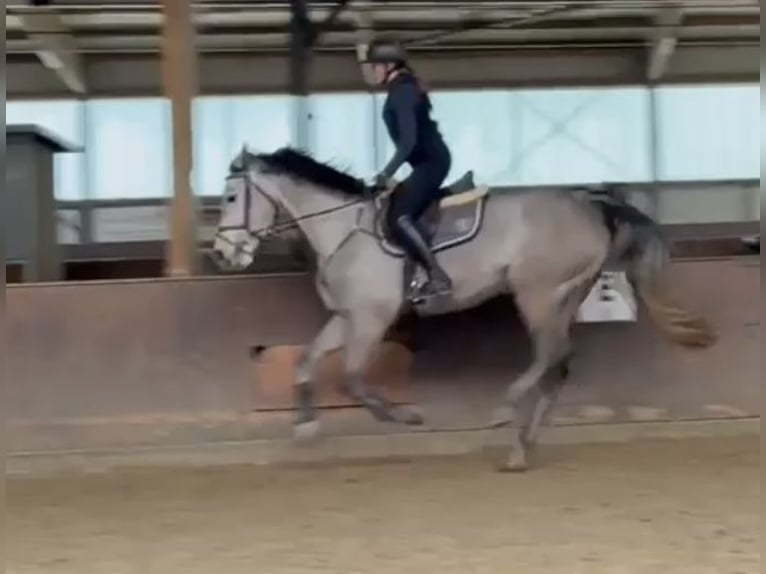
(373, 173), (400, 194)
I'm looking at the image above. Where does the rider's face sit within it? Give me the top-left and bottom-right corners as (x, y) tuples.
(372, 63), (389, 85)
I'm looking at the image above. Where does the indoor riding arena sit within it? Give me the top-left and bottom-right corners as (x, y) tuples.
(5, 1), (760, 573)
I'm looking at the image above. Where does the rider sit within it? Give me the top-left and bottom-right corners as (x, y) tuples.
(362, 38), (453, 301)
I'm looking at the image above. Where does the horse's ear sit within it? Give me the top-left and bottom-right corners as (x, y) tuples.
(236, 143), (252, 170)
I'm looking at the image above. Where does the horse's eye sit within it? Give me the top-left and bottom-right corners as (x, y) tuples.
(226, 195), (237, 203)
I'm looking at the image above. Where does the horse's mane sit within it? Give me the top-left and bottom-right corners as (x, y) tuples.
(253, 147), (367, 197)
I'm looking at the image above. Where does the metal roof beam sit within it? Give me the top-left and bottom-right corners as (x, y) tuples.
(647, 6), (683, 82)
(16, 6), (87, 94)
(308, 0), (352, 44)
(6, 6), (758, 32)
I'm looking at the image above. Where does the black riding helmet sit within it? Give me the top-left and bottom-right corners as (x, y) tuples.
(361, 38), (408, 66)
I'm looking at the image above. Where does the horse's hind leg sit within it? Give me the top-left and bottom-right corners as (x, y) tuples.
(293, 314), (345, 440)
(490, 289), (565, 427)
(340, 311), (424, 426)
(506, 276), (597, 469)
(519, 366), (568, 460)
(520, 291), (583, 456)
(491, 288), (571, 471)
(499, 325), (566, 471)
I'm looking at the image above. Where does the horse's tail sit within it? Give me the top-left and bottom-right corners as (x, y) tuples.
(599, 198), (716, 348)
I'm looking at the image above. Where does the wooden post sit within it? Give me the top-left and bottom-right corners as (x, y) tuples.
(161, 0), (199, 276)
(289, 0), (312, 150)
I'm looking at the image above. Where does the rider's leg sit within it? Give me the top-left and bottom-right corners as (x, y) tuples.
(391, 167), (452, 298)
(395, 216), (452, 296)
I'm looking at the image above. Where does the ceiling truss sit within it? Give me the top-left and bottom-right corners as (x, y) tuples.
(5, 0), (759, 95)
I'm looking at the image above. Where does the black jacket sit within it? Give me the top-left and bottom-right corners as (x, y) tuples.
(380, 72), (449, 179)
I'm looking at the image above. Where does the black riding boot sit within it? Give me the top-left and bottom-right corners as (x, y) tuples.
(395, 215), (452, 301)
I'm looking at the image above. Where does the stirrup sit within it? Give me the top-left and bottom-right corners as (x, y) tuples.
(404, 274), (426, 304)
(423, 277), (452, 297)
(408, 274), (452, 304)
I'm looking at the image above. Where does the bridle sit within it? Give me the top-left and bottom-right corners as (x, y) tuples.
(213, 168), (371, 259)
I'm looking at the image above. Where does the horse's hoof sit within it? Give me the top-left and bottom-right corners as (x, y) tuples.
(488, 406), (515, 429)
(393, 404), (425, 426)
(369, 406), (398, 423)
(293, 420), (320, 443)
(498, 453), (528, 473)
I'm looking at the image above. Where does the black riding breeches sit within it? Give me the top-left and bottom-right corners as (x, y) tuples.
(387, 160), (450, 257)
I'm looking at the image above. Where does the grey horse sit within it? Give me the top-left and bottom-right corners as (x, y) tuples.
(212, 147), (715, 471)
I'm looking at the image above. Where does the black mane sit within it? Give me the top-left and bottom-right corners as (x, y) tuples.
(255, 147), (366, 197)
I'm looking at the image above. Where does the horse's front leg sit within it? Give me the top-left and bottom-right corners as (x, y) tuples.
(293, 314), (345, 441)
(340, 311), (424, 427)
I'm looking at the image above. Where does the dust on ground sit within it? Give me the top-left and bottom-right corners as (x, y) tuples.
(7, 436), (760, 574)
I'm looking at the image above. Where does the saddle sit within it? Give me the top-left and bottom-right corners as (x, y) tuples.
(377, 170), (490, 257)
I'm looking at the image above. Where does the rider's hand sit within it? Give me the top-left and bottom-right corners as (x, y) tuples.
(362, 178), (380, 196)
(372, 173), (394, 192)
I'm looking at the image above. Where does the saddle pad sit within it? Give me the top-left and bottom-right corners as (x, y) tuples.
(380, 194), (487, 257)
(440, 185), (489, 208)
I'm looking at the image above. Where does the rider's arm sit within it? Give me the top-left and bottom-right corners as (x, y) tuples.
(380, 82), (419, 179)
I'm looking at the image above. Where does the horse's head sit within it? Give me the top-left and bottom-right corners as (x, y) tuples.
(211, 146), (280, 271)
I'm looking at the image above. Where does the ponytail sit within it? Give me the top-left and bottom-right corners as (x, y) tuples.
(411, 69), (433, 111)
(386, 61), (433, 112)
(410, 68), (428, 92)
(397, 65), (433, 110)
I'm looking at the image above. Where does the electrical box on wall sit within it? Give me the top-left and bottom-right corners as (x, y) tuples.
(6, 124), (81, 282)
(576, 271), (638, 323)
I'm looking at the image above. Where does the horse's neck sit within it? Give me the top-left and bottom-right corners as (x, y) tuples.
(275, 178), (362, 262)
